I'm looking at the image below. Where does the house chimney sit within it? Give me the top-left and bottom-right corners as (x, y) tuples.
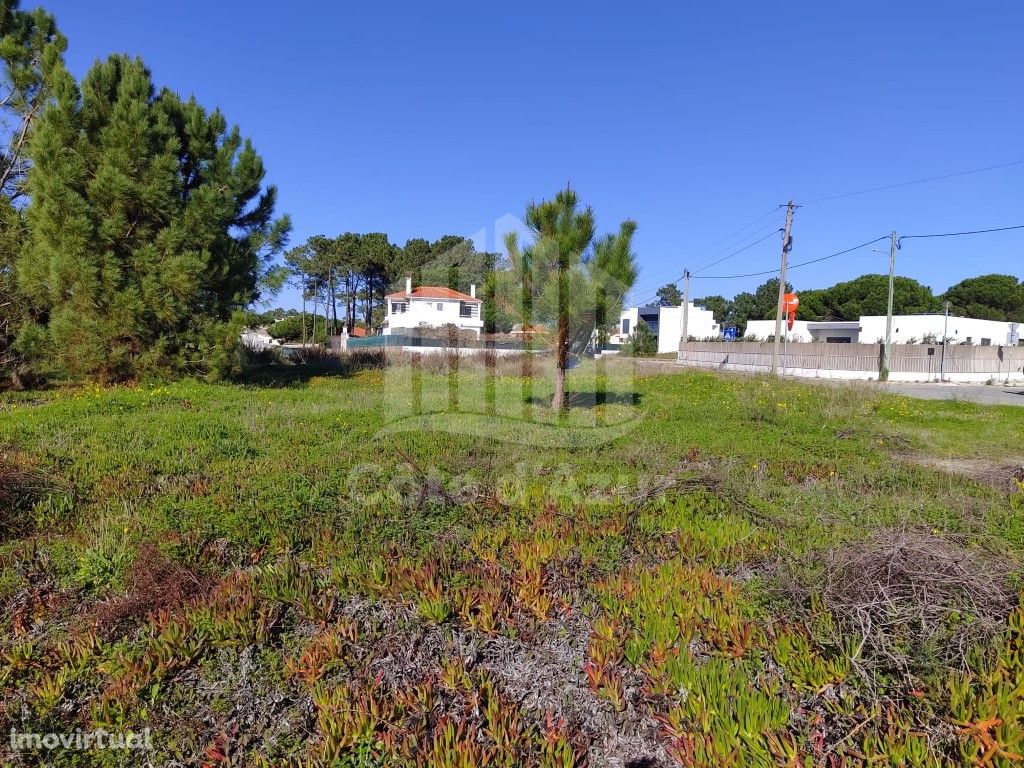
(470, 283), (476, 298)
(405, 276), (412, 296)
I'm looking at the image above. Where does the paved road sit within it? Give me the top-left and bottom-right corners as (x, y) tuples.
(877, 382), (1024, 407)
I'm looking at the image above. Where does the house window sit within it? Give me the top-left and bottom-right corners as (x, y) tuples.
(437, 302), (444, 311)
(981, 338), (991, 346)
(392, 301), (407, 314)
(622, 319), (630, 335)
(965, 337), (972, 344)
(459, 301), (473, 318)
(826, 337), (852, 343)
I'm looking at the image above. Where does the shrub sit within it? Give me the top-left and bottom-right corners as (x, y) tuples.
(623, 320), (657, 357)
(268, 314), (327, 344)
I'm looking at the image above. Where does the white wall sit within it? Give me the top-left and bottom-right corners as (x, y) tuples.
(656, 306), (719, 353)
(858, 315), (1012, 346)
(746, 315), (1015, 346)
(385, 298), (483, 336)
(744, 320), (811, 341)
(613, 308), (640, 343)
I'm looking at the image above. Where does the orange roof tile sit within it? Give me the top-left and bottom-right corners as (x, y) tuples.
(384, 286), (481, 302)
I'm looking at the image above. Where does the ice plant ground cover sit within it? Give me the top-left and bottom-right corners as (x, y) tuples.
(1, 359), (1023, 766)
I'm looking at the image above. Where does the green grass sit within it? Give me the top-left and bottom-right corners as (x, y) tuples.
(1, 361), (1022, 766)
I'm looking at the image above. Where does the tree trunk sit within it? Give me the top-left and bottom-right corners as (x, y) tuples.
(553, 318), (568, 411)
(330, 268), (337, 335)
(347, 272), (355, 334)
(364, 274), (373, 329)
(301, 284), (307, 346)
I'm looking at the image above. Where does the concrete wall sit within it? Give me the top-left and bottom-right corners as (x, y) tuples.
(677, 341), (1024, 383)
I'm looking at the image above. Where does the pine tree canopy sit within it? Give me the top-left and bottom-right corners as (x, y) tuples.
(16, 54), (290, 380)
(0, 0), (65, 200)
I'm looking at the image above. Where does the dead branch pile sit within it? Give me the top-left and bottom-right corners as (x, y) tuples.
(0, 452), (51, 539)
(819, 527), (1017, 675)
(93, 544), (214, 635)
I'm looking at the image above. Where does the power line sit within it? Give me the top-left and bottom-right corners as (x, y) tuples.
(899, 223), (1024, 241)
(803, 159), (1024, 205)
(630, 218), (785, 304)
(695, 235), (889, 280)
(688, 221), (1024, 281)
(684, 205), (782, 266)
(691, 227), (782, 275)
(630, 206), (784, 294)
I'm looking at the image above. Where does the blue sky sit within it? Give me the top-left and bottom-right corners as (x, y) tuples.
(36, 1), (1024, 308)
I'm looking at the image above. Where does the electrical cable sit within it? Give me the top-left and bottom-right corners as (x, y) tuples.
(695, 235), (890, 280)
(691, 227), (782, 275)
(899, 223), (1024, 241)
(630, 218), (785, 304)
(628, 206), (784, 295)
(803, 160), (1024, 204)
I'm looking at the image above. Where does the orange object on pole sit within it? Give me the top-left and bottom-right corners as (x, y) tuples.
(783, 293), (799, 331)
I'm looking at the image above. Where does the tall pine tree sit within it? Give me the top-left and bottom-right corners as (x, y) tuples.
(16, 54), (290, 381)
(0, 0), (64, 386)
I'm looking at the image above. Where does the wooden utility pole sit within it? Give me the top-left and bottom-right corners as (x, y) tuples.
(681, 270), (691, 344)
(882, 230), (898, 379)
(771, 201), (796, 375)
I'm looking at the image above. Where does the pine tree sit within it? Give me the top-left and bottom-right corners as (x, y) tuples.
(0, 0), (65, 200)
(16, 54), (290, 381)
(500, 188), (637, 411)
(0, 0), (64, 386)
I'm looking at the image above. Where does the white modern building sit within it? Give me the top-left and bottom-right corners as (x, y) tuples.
(240, 327), (282, 352)
(744, 314), (1018, 346)
(383, 277), (484, 337)
(615, 304), (720, 354)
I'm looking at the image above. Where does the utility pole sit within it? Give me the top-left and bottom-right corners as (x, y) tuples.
(681, 270), (691, 345)
(940, 300), (950, 382)
(771, 201), (796, 375)
(882, 230), (898, 379)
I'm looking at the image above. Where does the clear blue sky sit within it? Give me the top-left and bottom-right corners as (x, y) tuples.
(35, 1), (1024, 308)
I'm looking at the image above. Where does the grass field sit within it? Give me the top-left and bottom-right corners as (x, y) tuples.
(2, 358), (1023, 766)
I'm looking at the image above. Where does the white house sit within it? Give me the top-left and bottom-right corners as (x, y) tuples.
(383, 277), (484, 337)
(744, 314), (1017, 346)
(240, 327), (281, 352)
(615, 304), (720, 354)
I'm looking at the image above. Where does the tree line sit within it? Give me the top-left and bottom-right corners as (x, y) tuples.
(279, 233), (503, 340)
(652, 273), (1024, 335)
